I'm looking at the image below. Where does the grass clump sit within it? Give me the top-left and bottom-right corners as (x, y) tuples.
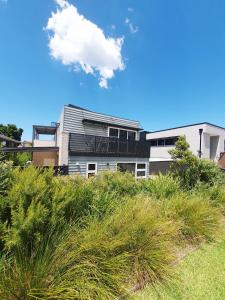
(134, 232), (225, 300)
(161, 195), (222, 243)
(93, 171), (140, 197)
(139, 174), (181, 200)
(0, 196), (177, 300)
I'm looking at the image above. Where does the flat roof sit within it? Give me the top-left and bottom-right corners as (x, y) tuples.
(33, 125), (57, 135)
(148, 122), (225, 134)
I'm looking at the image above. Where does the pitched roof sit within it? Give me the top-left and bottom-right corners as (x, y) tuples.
(0, 133), (21, 144)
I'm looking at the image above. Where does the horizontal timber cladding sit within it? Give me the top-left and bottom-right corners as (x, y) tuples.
(63, 106), (141, 135)
(68, 156), (149, 177)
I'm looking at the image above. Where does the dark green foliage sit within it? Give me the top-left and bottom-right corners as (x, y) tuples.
(0, 124), (23, 141)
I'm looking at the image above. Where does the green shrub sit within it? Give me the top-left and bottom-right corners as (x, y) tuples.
(2, 166), (55, 252)
(0, 196), (177, 300)
(169, 136), (225, 189)
(192, 183), (225, 215)
(0, 164), (224, 299)
(139, 174), (181, 199)
(162, 195), (222, 243)
(93, 171), (140, 197)
(52, 176), (95, 224)
(0, 161), (12, 196)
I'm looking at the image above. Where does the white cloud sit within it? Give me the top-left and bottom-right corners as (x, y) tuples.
(125, 18), (138, 34)
(45, 0), (125, 88)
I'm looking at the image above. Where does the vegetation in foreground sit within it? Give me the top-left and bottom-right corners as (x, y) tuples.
(0, 136), (224, 299)
(134, 233), (225, 300)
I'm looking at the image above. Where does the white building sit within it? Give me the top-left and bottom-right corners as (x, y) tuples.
(146, 122), (225, 175)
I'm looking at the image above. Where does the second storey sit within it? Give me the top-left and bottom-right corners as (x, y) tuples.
(57, 104), (150, 166)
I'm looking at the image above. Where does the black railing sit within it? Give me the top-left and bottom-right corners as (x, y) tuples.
(69, 133), (150, 158)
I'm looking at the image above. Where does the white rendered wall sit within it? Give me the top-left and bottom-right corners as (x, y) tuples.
(57, 108), (69, 166)
(147, 123), (225, 162)
(33, 140), (56, 147)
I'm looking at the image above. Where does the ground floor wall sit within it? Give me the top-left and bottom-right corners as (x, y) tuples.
(32, 151), (58, 166)
(68, 156), (149, 178)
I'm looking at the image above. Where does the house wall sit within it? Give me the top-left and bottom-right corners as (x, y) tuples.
(57, 105), (143, 167)
(63, 105), (141, 135)
(147, 123), (225, 162)
(68, 156), (149, 177)
(32, 151), (58, 166)
(33, 140), (56, 147)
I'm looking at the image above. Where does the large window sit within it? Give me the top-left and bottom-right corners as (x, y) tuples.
(150, 136), (178, 147)
(117, 163), (136, 175)
(109, 127), (137, 140)
(117, 163), (147, 179)
(109, 128), (119, 138)
(86, 163), (97, 178)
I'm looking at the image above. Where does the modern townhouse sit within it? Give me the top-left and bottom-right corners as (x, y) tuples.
(32, 104), (150, 178)
(146, 122), (225, 175)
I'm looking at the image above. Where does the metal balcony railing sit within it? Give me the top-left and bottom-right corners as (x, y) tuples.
(69, 133), (150, 158)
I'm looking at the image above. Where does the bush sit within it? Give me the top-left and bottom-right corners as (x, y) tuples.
(0, 164), (224, 299)
(93, 171), (140, 197)
(139, 174), (181, 200)
(162, 195), (222, 243)
(0, 197), (177, 300)
(192, 183), (225, 215)
(169, 136), (225, 189)
(0, 161), (12, 196)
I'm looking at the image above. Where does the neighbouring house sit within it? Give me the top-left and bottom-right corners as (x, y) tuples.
(20, 140), (32, 147)
(0, 133), (21, 148)
(146, 122), (225, 175)
(32, 104), (150, 178)
(32, 124), (59, 166)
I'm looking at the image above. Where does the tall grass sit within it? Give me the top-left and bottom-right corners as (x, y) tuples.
(0, 166), (224, 299)
(0, 197), (178, 300)
(161, 195), (222, 243)
(139, 174), (181, 199)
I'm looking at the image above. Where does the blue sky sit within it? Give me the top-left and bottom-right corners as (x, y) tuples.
(1, 0), (225, 140)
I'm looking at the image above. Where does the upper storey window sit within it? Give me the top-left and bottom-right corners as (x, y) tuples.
(109, 127), (137, 140)
(109, 128), (118, 138)
(150, 136), (178, 147)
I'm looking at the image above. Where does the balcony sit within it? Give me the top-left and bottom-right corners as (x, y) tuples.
(69, 133), (150, 158)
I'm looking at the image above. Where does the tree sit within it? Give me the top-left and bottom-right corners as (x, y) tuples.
(168, 136), (224, 189)
(0, 124), (23, 141)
